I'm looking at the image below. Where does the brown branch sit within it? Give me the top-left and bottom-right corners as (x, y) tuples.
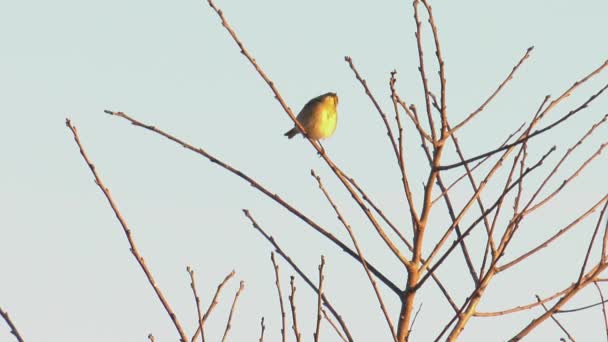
(412, 0), (437, 141)
(65, 119), (188, 342)
(259, 317), (266, 342)
(314, 256), (326, 342)
(525, 138), (608, 216)
(192, 270), (236, 342)
(438, 72), (608, 171)
(499, 194), (608, 272)
(312, 170), (397, 340)
(523, 113), (608, 214)
(205, 0), (411, 271)
(243, 210), (354, 342)
(221, 281), (245, 342)
(346, 175), (412, 249)
(418, 146), (555, 288)
(475, 286), (572, 317)
(393, 92), (433, 143)
(187, 266), (205, 342)
(103, 110), (400, 295)
(271, 253), (287, 342)
(345, 56), (399, 160)
(594, 282), (608, 340)
(288, 276), (302, 342)
(385, 71), (422, 229)
(431, 122), (525, 205)
(578, 201), (608, 283)
(448, 47), (534, 135)
(510, 262), (608, 340)
(0, 307), (24, 342)
(535, 295), (576, 341)
(420, 0), (448, 137)
(322, 309), (348, 342)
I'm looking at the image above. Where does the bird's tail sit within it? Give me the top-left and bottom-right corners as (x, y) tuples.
(284, 127), (299, 139)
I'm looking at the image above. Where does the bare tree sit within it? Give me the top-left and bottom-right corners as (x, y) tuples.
(10, 1), (600, 342)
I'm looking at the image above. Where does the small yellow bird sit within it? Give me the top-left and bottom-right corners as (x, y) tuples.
(284, 92), (339, 140)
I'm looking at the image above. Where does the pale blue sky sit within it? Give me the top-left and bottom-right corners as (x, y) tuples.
(1, 1), (607, 341)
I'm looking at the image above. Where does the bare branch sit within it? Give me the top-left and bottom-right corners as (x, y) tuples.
(288, 276), (302, 342)
(103, 110), (400, 295)
(312, 170), (397, 340)
(322, 309), (348, 342)
(448, 47), (534, 135)
(187, 266), (205, 342)
(243, 210), (354, 342)
(536, 295), (576, 341)
(66, 119), (188, 342)
(259, 317), (266, 342)
(221, 281), (245, 342)
(499, 194), (608, 272)
(271, 252), (287, 342)
(314, 256), (326, 342)
(192, 270), (236, 342)
(0, 307), (24, 342)
(438, 73), (608, 171)
(593, 282), (608, 340)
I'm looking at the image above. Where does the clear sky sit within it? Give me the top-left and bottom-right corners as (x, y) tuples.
(1, 0), (607, 341)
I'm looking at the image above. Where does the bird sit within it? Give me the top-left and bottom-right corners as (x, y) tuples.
(284, 92), (339, 140)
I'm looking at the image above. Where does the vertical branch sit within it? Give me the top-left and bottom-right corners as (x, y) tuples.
(221, 281), (245, 342)
(187, 267), (205, 342)
(314, 256), (326, 342)
(271, 252), (287, 342)
(412, 0), (437, 141)
(578, 201), (608, 283)
(66, 119), (188, 342)
(0, 307), (24, 342)
(259, 317), (266, 342)
(312, 170), (397, 340)
(192, 270), (236, 342)
(243, 210), (354, 342)
(593, 282), (608, 340)
(420, 0), (448, 136)
(289, 276), (302, 342)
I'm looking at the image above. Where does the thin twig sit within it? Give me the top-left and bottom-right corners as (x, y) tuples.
(312, 170), (397, 340)
(499, 195), (608, 272)
(535, 295), (576, 341)
(187, 266), (205, 342)
(322, 309), (348, 342)
(407, 303), (423, 340)
(438, 65), (608, 171)
(448, 47), (534, 135)
(0, 307), (24, 342)
(314, 256), (326, 342)
(578, 201), (608, 283)
(412, 0), (437, 141)
(243, 210), (354, 342)
(66, 119), (188, 342)
(289, 276), (302, 342)
(420, 0), (448, 137)
(104, 110), (400, 295)
(271, 252), (287, 342)
(192, 270), (236, 342)
(593, 282), (608, 340)
(523, 113), (608, 214)
(221, 280), (245, 342)
(206, 0), (412, 271)
(259, 317), (266, 342)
